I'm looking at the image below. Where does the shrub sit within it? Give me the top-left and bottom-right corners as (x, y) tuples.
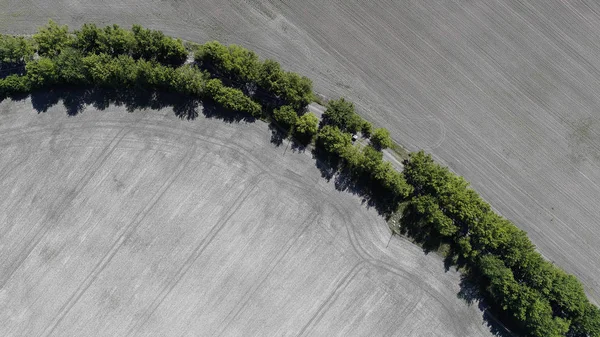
(273, 105), (298, 130)
(317, 125), (351, 155)
(371, 127), (392, 150)
(26, 58), (58, 88)
(361, 121), (373, 137)
(322, 97), (363, 133)
(0, 74), (30, 97)
(0, 35), (34, 63)
(294, 112), (319, 143)
(131, 25), (187, 66)
(33, 20), (72, 57)
(205, 78), (262, 117)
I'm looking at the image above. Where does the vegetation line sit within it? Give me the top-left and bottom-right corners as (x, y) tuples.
(0, 20), (598, 337)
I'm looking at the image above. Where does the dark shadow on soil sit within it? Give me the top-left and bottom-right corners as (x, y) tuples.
(312, 147), (401, 217)
(2, 85), (514, 337)
(458, 273), (518, 337)
(6, 86), (256, 124)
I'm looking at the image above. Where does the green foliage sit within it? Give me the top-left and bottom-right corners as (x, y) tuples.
(82, 53), (136, 87)
(73, 23), (104, 54)
(0, 74), (30, 97)
(279, 71), (313, 111)
(195, 41), (313, 111)
(371, 160), (413, 200)
(131, 24), (187, 66)
(257, 59), (284, 95)
(26, 57), (58, 88)
(371, 127), (392, 150)
(317, 125), (352, 155)
(273, 105), (299, 130)
(361, 121), (373, 137)
(322, 98), (364, 133)
(478, 255), (570, 337)
(407, 195), (456, 238)
(168, 64), (207, 96)
(195, 41), (260, 83)
(403, 149), (600, 335)
(570, 303), (600, 337)
(73, 23), (186, 65)
(54, 48), (87, 85)
(205, 78), (262, 117)
(33, 20), (72, 57)
(317, 126), (412, 202)
(294, 112), (319, 142)
(0, 35), (34, 63)
(100, 24), (135, 57)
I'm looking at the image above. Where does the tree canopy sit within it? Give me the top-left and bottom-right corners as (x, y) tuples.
(322, 97), (363, 133)
(371, 127), (393, 150)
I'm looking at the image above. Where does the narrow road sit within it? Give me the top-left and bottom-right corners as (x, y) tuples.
(308, 103), (404, 171)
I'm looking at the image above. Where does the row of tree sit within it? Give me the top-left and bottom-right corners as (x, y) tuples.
(0, 34), (34, 64)
(32, 20), (188, 65)
(2, 21), (597, 337)
(402, 151), (600, 337)
(273, 105), (319, 143)
(0, 28), (258, 117)
(194, 41), (313, 111)
(312, 97), (410, 208)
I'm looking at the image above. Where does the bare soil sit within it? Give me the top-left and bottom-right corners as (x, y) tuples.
(0, 98), (494, 336)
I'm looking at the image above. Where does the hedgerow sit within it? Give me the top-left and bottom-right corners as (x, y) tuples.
(402, 151), (600, 337)
(0, 22), (257, 117)
(0, 21), (597, 337)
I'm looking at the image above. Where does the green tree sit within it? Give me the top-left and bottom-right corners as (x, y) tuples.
(168, 64), (207, 96)
(273, 105), (299, 130)
(100, 24), (135, 57)
(371, 160), (413, 200)
(33, 20), (72, 57)
(54, 48), (87, 85)
(361, 121), (373, 137)
(131, 25), (187, 65)
(478, 255), (570, 337)
(339, 144), (365, 176)
(294, 112), (319, 143)
(570, 303), (600, 337)
(323, 98), (363, 133)
(317, 125), (351, 155)
(26, 58), (58, 88)
(281, 72), (313, 111)
(0, 74), (30, 96)
(0, 35), (34, 63)
(74, 23), (103, 54)
(205, 78), (262, 117)
(371, 127), (393, 150)
(257, 59), (284, 95)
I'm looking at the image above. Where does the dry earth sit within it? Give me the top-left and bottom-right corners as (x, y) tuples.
(0, 99), (494, 336)
(2, 0), (598, 304)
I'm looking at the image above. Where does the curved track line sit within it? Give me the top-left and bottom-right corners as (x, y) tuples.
(0, 127), (129, 291)
(295, 261), (368, 337)
(124, 172), (267, 337)
(214, 211), (321, 337)
(41, 145), (197, 337)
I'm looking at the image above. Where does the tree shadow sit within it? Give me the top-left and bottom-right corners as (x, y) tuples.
(268, 122), (286, 147)
(5, 86), (255, 124)
(458, 272), (517, 337)
(311, 148), (401, 217)
(0, 63), (26, 79)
